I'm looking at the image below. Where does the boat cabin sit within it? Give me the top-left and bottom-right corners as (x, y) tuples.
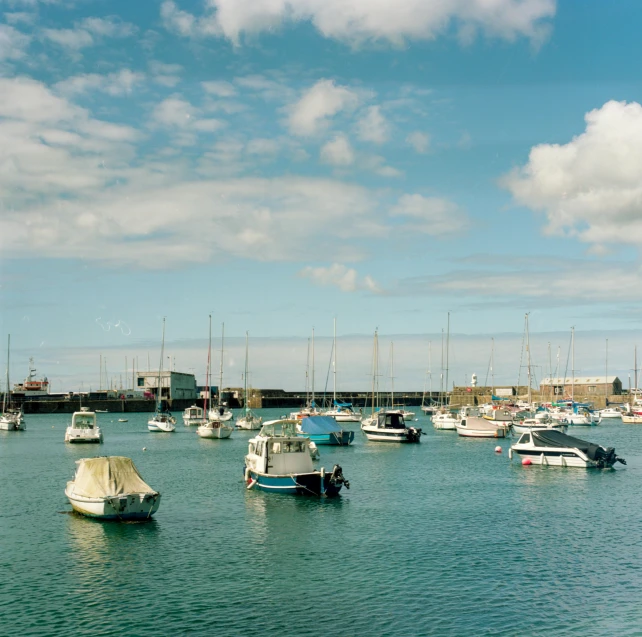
(246, 420), (314, 475)
(184, 406), (203, 418)
(376, 412), (406, 429)
(71, 408), (97, 429)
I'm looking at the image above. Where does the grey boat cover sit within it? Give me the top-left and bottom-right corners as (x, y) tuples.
(300, 416), (342, 434)
(531, 430), (607, 462)
(71, 456), (156, 498)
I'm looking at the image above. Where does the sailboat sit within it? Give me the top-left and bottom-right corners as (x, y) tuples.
(433, 314), (459, 430)
(421, 341), (436, 415)
(236, 332), (262, 430)
(147, 318), (176, 432)
(290, 328), (321, 420)
(323, 318), (361, 423)
(386, 342), (415, 421)
(208, 322), (234, 422)
(199, 318), (234, 439)
(0, 335), (25, 431)
(361, 329), (380, 428)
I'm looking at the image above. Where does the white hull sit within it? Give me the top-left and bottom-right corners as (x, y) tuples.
(0, 416), (25, 431)
(432, 415), (458, 430)
(456, 417), (506, 438)
(622, 414), (642, 424)
(65, 428), (103, 443)
(510, 447), (596, 468)
(456, 427), (506, 438)
(208, 408), (234, 422)
(512, 422), (567, 435)
(361, 428), (412, 442)
(65, 485), (161, 520)
(326, 412), (362, 423)
(148, 419), (176, 432)
(236, 416), (262, 430)
(197, 422), (234, 438)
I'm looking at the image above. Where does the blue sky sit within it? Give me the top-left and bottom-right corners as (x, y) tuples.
(1, 0), (642, 391)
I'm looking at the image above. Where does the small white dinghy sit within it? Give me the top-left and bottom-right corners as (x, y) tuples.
(456, 416), (506, 438)
(65, 407), (103, 444)
(65, 456), (161, 520)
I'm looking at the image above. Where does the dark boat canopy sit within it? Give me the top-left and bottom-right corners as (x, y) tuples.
(300, 416), (343, 434)
(377, 411), (405, 429)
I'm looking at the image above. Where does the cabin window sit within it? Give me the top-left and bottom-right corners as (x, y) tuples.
(248, 443), (256, 455)
(271, 442), (281, 454)
(256, 442), (264, 456)
(520, 434), (531, 444)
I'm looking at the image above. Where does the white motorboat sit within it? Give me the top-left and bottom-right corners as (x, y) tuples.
(421, 405), (437, 415)
(0, 335), (26, 431)
(197, 419), (234, 438)
(65, 407), (103, 443)
(244, 419), (349, 495)
(456, 415), (506, 438)
(432, 410), (459, 430)
(510, 429), (626, 469)
(561, 409), (601, 426)
(512, 418), (567, 435)
(183, 404), (207, 426)
(361, 410), (422, 443)
(65, 456), (161, 520)
(147, 318), (176, 433)
(599, 407), (623, 419)
(622, 412), (642, 424)
(482, 406), (514, 422)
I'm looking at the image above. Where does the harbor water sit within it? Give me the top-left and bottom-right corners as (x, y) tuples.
(2, 410), (642, 636)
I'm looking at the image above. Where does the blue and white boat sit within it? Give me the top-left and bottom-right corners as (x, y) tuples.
(296, 415), (354, 446)
(244, 420), (350, 496)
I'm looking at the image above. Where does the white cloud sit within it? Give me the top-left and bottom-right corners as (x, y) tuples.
(0, 24), (30, 61)
(299, 263), (381, 293)
(41, 16), (137, 50)
(77, 16), (137, 38)
(363, 154), (402, 178)
(246, 138), (280, 155)
(406, 131), (430, 154)
(288, 79), (359, 136)
(501, 100), (642, 251)
(149, 95), (224, 143)
(391, 194), (468, 235)
(356, 105), (389, 143)
(162, 0), (556, 47)
(202, 80), (236, 97)
(55, 69), (145, 96)
(320, 134), (355, 166)
(42, 27), (94, 49)
(149, 61), (182, 87)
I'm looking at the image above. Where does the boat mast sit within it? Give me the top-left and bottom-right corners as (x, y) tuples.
(440, 328), (444, 408)
(219, 323), (225, 408)
(635, 345), (638, 395)
(429, 341), (432, 406)
(244, 331), (249, 415)
(371, 329), (378, 417)
(571, 325), (575, 405)
(390, 341), (395, 408)
(305, 337), (310, 407)
(3, 334), (9, 413)
(547, 342), (552, 403)
(445, 312), (450, 406)
(157, 318), (165, 412)
(332, 318), (337, 406)
(525, 313), (532, 405)
(491, 337), (495, 396)
(205, 314), (212, 414)
(311, 327), (315, 409)
(605, 338), (608, 407)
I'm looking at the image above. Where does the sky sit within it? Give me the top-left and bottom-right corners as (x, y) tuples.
(1, 0), (642, 392)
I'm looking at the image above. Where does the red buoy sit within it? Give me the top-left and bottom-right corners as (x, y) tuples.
(495, 446), (502, 453)
(522, 458), (532, 466)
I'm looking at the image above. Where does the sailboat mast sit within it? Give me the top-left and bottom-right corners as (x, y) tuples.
(311, 328), (315, 408)
(525, 313), (532, 405)
(635, 345), (638, 394)
(571, 326), (575, 404)
(219, 323), (225, 408)
(445, 312), (450, 405)
(157, 318), (165, 411)
(332, 318), (337, 404)
(206, 314), (212, 413)
(3, 334), (9, 413)
(491, 337), (495, 395)
(429, 341), (432, 404)
(440, 329), (444, 408)
(305, 337), (310, 406)
(371, 329), (377, 416)
(244, 332), (249, 415)
(390, 342), (395, 408)
(547, 342), (552, 402)
(605, 338), (608, 407)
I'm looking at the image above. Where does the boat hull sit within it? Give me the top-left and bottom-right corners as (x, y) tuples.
(148, 420), (176, 432)
(245, 469), (343, 496)
(512, 423), (567, 435)
(197, 423), (233, 438)
(361, 426), (421, 442)
(297, 431), (354, 445)
(0, 417), (25, 431)
(236, 417), (262, 430)
(65, 435), (103, 443)
(511, 448), (599, 468)
(65, 485), (161, 520)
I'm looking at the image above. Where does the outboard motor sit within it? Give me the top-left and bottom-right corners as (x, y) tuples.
(406, 427), (422, 443)
(330, 464), (350, 489)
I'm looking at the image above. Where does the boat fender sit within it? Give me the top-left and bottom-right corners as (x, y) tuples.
(495, 446), (502, 453)
(246, 479), (257, 490)
(244, 467), (251, 483)
(522, 458), (532, 466)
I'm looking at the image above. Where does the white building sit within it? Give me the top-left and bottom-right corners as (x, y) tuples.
(136, 371), (197, 400)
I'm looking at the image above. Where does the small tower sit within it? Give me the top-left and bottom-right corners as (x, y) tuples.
(471, 373), (478, 388)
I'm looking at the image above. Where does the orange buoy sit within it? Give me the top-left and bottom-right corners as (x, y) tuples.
(522, 458), (532, 466)
(495, 446), (502, 453)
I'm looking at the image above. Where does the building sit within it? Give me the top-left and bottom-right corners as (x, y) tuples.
(136, 371), (197, 400)
(539, 376), (622, 397)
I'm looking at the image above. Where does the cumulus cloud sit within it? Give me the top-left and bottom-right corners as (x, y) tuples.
(391, 194), (468, 235)
(356, 106), (389, 143)
(299, 264), (381, 293)
(42, 15), (137, 50)
(201, 80), (236, 97)
(501, 100), (642, 250)
(149, 95), (225, 143)
(55, 69), (145, 96)
(320, 134), (355, 166)
(406, 131), (430, 153)
(161, 0), (556, 47)
(149, 61), (183, 87)
(288, 79), (359, 136)
(0, 24), (30, 61)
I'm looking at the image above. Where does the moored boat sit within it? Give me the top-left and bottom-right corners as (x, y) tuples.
(510, 429), (626, 468)
(512, 418), (567, 435)
(65, 407), (103, 443)
(236, 332), (263, 430)
(65, 456), (161, 520)
(622, 412), (642, 424)
(183, 404), (207, 426)
(432, 409), (459, 430)
(0, 335), (26, 431)
(244, 419), (349, 496)
(296, 415), (354, 445)
(456, 415), (506, 438)
(147, 318), (176, 433)
(197, 418), (234, 439)
(361, 410), (422, 443)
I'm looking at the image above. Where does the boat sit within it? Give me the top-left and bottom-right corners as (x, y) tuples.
(197, 315), (233, 439)
(12, 357), (49, 397)
(361, 328), (381, 428)
(65, 407), (103, 443)
(297, 415), (354, 445)
(421, 341), (436, 415)
(432, 409), (459, 430)
(291, 328), (322, 420)
(560, 406), (601, 426)
(622, 412), (642, 424)
(183, 404), (207, 426)
(456, 415), (506, 438)
(512, 418), (567, 435)
(65, 456), (161, 520)
(95, 409), (109, 413)
(510, 429), (626, 468)
(118, 418), (128, 422)
(323, 318), (361, 423)
(243, 419), (350, 496)
(599, 407), (623, 419)
(208, 322), (234, 422)
(147, 318), (176, 433)
(236, 332), (263, 430)
(0, 335), (26, 431)
(361, 410), (422, 442)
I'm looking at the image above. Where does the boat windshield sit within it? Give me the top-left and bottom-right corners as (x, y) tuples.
(260, 420), (297, 437)
(73, 415), (95, 428)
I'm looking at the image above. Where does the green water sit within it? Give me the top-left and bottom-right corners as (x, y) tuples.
(1, 410), (641, 636)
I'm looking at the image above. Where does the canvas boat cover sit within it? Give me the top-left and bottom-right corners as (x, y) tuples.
(531, 430), (609, 462)
(333, 400), (353, 408)
(300, 416), (342, 435)
(71, 456), (156, 498)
